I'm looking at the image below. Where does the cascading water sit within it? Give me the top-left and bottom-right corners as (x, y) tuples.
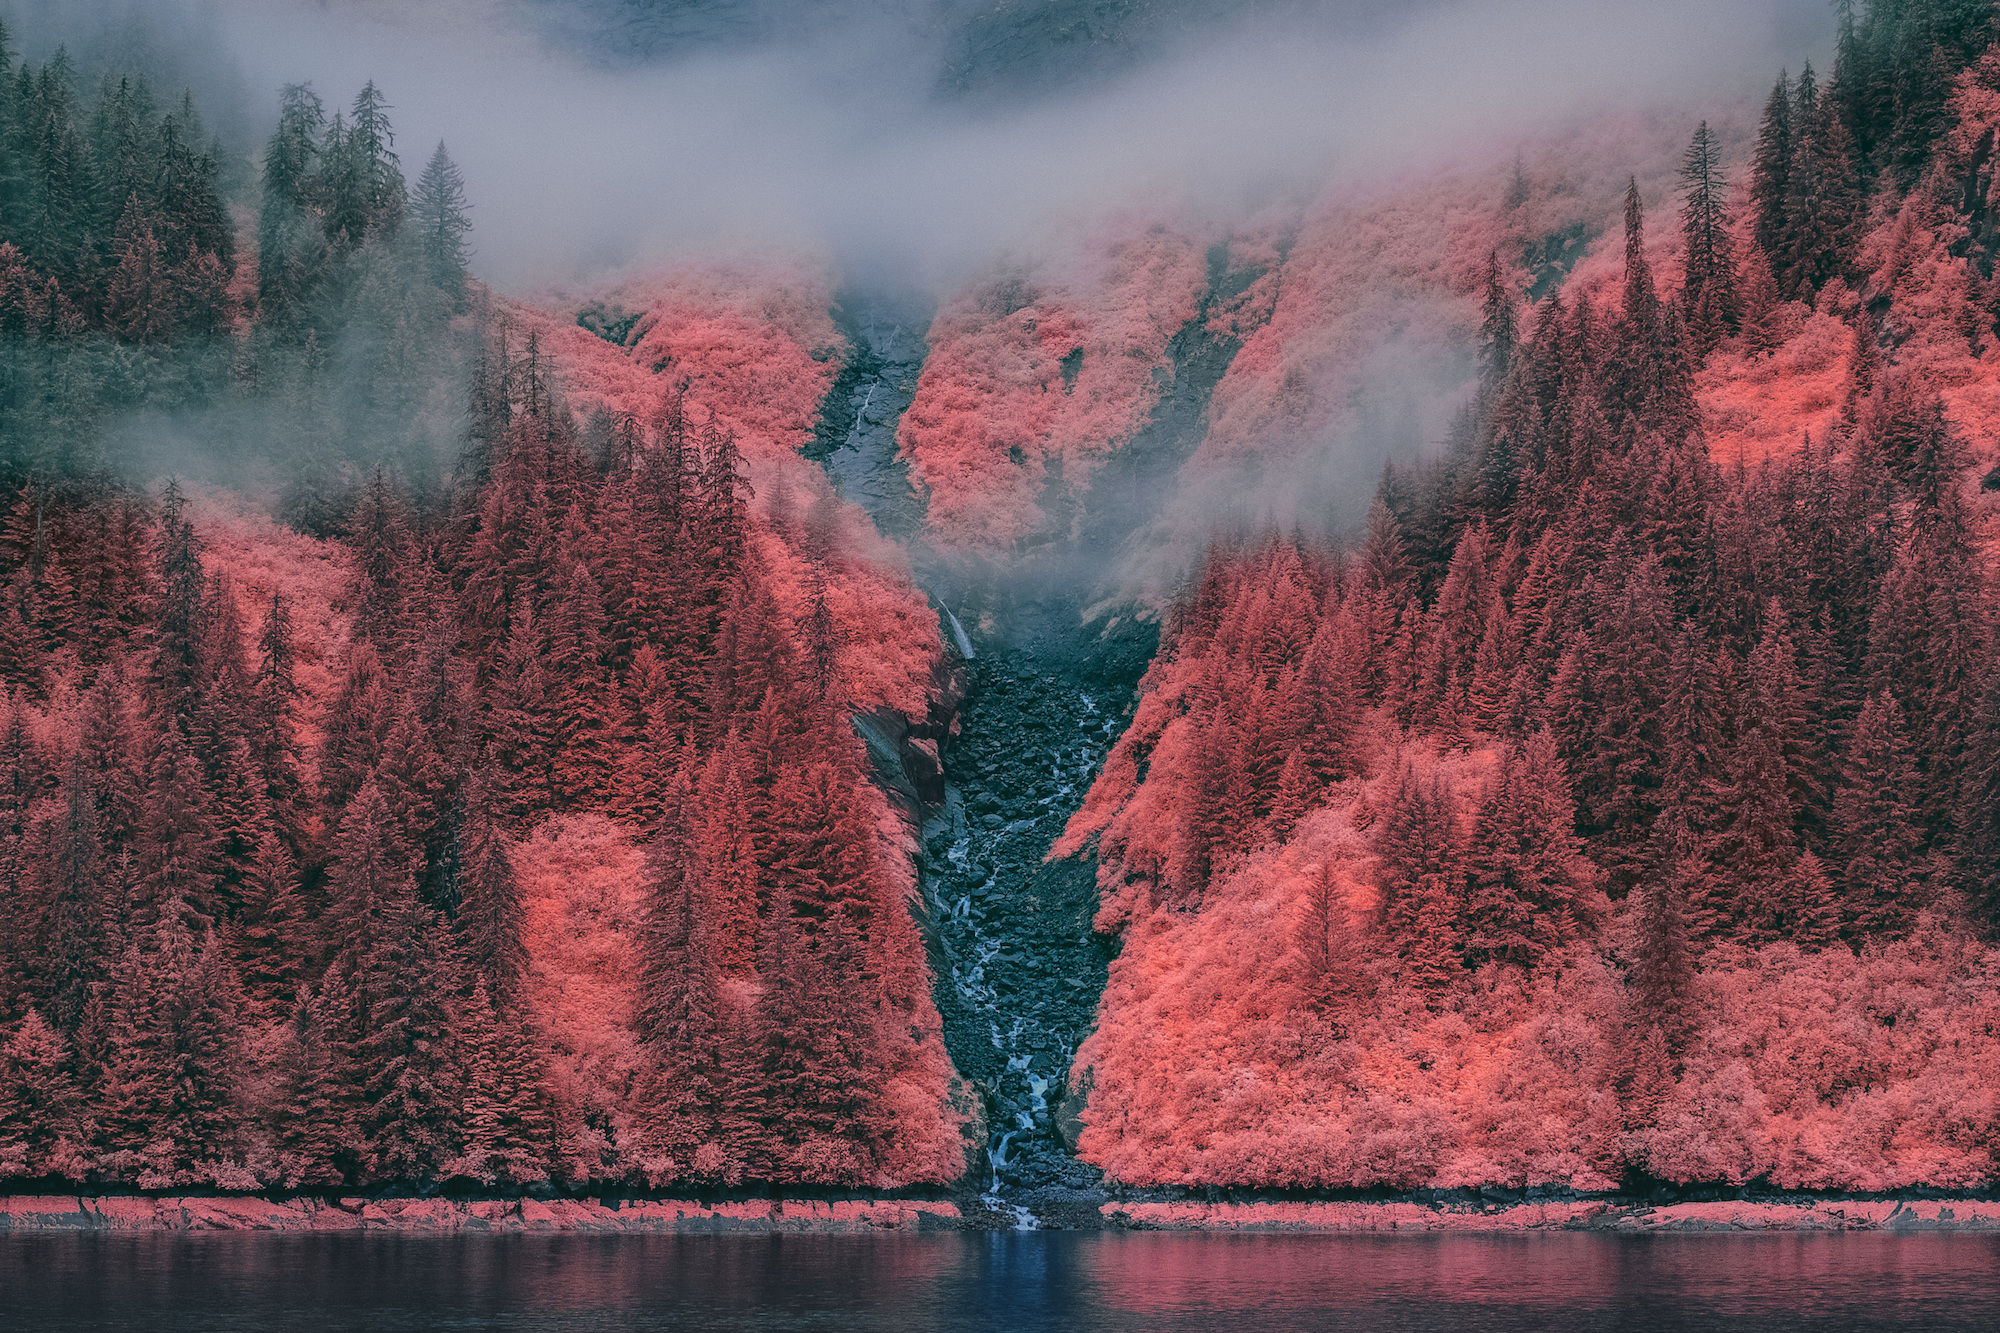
(817, 274), (1234, 1225)
(812, 292), (1132, 1226)
(942, 606), (976, 661)
(919, 638), (1128, 1222)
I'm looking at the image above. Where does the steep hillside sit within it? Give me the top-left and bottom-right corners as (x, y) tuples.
(7, 0), (2000, 1218)
(1057, 12), (2000, 1193)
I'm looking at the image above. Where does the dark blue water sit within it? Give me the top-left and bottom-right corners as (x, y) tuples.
(2, 1232), (1997, 1331)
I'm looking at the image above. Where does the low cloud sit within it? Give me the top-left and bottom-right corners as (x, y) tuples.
(180, 0), (1831, 293)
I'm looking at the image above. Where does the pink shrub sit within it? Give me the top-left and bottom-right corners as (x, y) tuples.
(898, 226), (1207, 550)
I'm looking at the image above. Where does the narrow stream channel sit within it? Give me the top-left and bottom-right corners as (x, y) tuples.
(815, 292), (1142, 1224)
(818, 271), (1239, 1223)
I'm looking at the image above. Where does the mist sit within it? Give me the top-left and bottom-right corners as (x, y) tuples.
(183, 0), (1831, 294)
(0, 0), (1836, 580)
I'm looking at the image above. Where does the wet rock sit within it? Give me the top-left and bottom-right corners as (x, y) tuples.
(0, 1196), (94, 1230)
(362, 1198), (462, 1230)
(85, 1196), (166, 1229)
(181, 1198), (302, 1231)
(902, 736), (945, 804)
(1056, 1066), (1092, 1154)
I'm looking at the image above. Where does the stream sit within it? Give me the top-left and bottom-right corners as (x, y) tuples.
(815, 291), (1145, 1227)
(818, 269), (1239, 1225)
(919, 620), (1130, 1221)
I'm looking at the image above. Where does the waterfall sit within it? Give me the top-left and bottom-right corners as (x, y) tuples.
(942, 606), (976, 660)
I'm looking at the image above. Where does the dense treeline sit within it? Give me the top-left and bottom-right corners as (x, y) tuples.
(1126, 0), (2000, 953)
(0, 337), (954, 1189)
(1060, 0), (2000, 1190)
(0, 18), (476, 517)
(0, 14), (956, 1190)
(1155, 177), (1983, 943)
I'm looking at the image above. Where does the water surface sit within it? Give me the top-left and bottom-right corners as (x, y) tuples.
(3, 1231), (1997, 1331)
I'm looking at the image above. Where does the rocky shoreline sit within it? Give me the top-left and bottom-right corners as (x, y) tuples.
(6, 1192), (2000, 1234)
(0, 1195), (968, 1234)
(1101, 1198), (2000, 1233)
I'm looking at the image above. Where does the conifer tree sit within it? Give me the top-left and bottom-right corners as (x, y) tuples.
(803, 565), (839, 704)
(1292, 861), (1370, 1031)
(1863, 403), (1986, 837)
(1750, 72), (1794, 261)
(77, 669), (147, 851)
(102, 197), (174, 342)
(149, 482), (207, 721)
(1475, 367), (1534, 522)
(762, 750), (892, 955)
(270, 974), (355, 1188)
(234, 833), (307, 1018)
(347, 470), (414, 647)
(0, 1008), (86, 1180)
(1562, 558), (1673, 887)
(486, 604), (554, 822)
(684, 750), (762, 976)
(754, 889), (879, 1183)
(376, 689), (450, 875)
(1738, 250), (1784, 355)
(1460, 732), (1598, 968)
(135, 721), (219, 927)
(1715, 715), (1797, 939)
(1678, 120), (1739, 349)
(1653, 626), (1729, 871)
(1620, 177), (1660, 338)
(20, 53), (93, 296)
(1713, 613), (1819, 936)
(1171, 713), (1240, 899)
(1776, 847), (1842, 949)
(455, 776), (526, 996)
(410, 141), (471, 302)
(249, 593), (308, 852)
(95, 906), (240, 1184)
(322, 780), (415, 960)
(319, 642), (394, 813)
(1279, 611), (1365, 806)
(320, 83), (404, 248)
(1413, 523), (1497, 723)
(548, 559), (622, 804)
(188, 579), (267, 895)
(1830, 691), (1928, 939)
(37, 756), (108, 1034)
(1777, 84), (1864, 297)
(450, 978), (554, 1186)
(257, 83), (326, 324)
(354, 887), (458, 1184)
(1958, 652), (2000, 934)
(1478, 248), (1516, 392)
(1371, 769), (1466, 992)
(1617, 1020), (1677, 1134)
(635, 789), (735, 1168)
(1631, 856), (1694, 1022)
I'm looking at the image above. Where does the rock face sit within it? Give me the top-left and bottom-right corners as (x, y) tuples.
(902, 735), (945, 805)
(1054, 1065), (1092, 1155)
(854, 653), (968, 831)
(0, 1196), (965, 1234)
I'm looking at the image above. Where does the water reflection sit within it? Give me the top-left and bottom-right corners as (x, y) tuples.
(1, 1230), (1997, 1331)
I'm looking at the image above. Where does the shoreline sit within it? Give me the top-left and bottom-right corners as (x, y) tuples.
(1100, 1198), (2000, 1233)
(0, 1196), (968, 1235)
(5, 1193), (2000, 1234)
